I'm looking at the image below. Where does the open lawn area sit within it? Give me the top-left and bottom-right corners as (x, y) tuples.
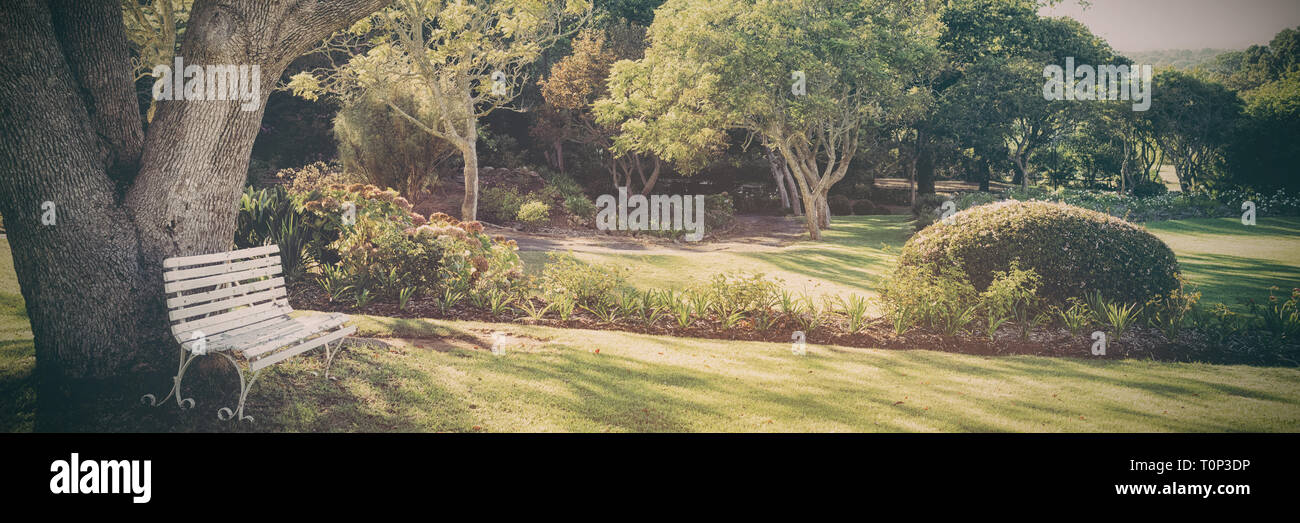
(526, 215), (1300, 309)
(3, 217), (1300, 433)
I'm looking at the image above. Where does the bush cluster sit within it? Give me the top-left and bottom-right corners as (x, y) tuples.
(900, 200), (1182, 305)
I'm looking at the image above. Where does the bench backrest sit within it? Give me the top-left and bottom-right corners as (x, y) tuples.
(162, 245), (291, 349)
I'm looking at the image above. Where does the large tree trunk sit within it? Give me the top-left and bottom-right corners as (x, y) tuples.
(460, 111), (480, 221)
(461, 142), (480, 221)
(916, 133), (935, 196)
(784, 165), (803, 216)
(0, 0), (390, 431)
(979, 158), (991, 192)
(764, 146), (790, 210)
(638, 157), (662, 197)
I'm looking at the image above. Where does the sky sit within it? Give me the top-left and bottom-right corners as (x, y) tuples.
(1039, 0), (1300, 52)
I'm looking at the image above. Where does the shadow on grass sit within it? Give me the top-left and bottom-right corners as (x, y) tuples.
(1176, 253), (1300, 307)
(1145, 217), (1300, 237)
(738, 216), (912, 295)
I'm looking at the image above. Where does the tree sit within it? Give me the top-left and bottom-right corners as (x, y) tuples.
(595, 0), (935, 240)
(1146, 70), (1241, 192)
(120, 0), (193, 122)
(290, 0), (591, 221)
(0, 0), (390, 429)
(935, 3), (1116, 191)
(1227, 71), (1300, 190)
(533, 26), (664, 195)
(334, 85), (459, 196)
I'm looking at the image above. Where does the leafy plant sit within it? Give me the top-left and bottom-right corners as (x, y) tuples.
(1247, 287), (1300, 339)
(538, 253), (630, 308)
(1055, 297), (1092, 336)
(751, 308), (778, 331)
(686, 289), (712, 323)
(778, 289), (798, 318)
(486, 288), (515, 317)
(437, 288), (465, 315)
(979, 261), (1042, 340)
(1144, 282), (1201, 338)
(552, 296), (577, 321)
(353, 288), (374, 309)
(580, 299), (621, 324)
(398, 286), (418, 310)
(516, 200), (551, 229)
(940, 304), (979, 336)
(720, 310), (746, 330)
(1099, 299), (1143, 342)
(671, 296), (696, 329)
(837, 294), (871, 334)
(517, 297), (554, 321)
(317, 265), (354, 303)
(638, 290), (669, 327)
(793, 294), (826, 333)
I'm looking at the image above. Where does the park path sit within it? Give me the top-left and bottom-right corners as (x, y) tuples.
(495, 215), (807, 255)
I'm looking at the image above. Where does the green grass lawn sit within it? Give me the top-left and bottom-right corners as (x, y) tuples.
(0, 236), (34, 431)
(1144, 217), (1300, 307)
(1, 215), (1299, 432)
(530, 215), (1300, 308)
(520, 215), (913, 302)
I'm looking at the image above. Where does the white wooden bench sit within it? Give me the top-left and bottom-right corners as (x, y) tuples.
(141, 244), (356, 422)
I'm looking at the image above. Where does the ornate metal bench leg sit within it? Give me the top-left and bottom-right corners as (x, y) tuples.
(141, 347), (199, 410)
(323, 338), (348, 380)
(214, 352), (262, 423)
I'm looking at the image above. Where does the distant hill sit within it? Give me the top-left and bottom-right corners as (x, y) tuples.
(1120, 48), (1236, 70)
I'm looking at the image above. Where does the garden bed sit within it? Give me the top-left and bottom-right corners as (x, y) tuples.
(288, 281), (1296, 366)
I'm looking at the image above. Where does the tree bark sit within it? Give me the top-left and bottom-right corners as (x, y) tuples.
(916, 133), (935, 196)
(784, 165), (803, 216)
(462, 140), (480, 221)
(0, 0), (391, 430)
(639, 157), (661, 197)
(765, 146), (790, 210)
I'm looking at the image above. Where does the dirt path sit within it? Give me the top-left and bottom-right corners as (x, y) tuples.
(495, 214), (808, 254)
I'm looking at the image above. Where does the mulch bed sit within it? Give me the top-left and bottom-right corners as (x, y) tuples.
(289, 282), (1297, 366)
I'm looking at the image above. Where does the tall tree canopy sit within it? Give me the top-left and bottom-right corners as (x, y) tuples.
(289, 0), (591, 221)
(595, 0), (937, 239)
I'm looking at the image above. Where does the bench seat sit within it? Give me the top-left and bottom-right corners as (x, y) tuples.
(142, 244), (355, 421)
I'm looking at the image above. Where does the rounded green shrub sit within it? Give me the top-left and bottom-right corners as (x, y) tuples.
(828, 194), (853, 215)
(899, 200), (1181, 305)
(852, 199), (885, 215)
(517, 200), (551, 228)
(1131, 180), (1168, 198)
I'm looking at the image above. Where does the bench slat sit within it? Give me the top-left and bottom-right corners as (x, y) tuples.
(163, 245), (280, 269)
(250, 325), (356, 371)
(192, 314), (346, 354)
(163, 255), (281, 282)
(164, 265), (282, 294)
(168, 286), (286, 322)
(171, 300), (290, 340)
(166, 277), (285, 308)
(178, 314), (297, 352)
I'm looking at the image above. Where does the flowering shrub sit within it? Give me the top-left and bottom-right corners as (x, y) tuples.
(275, 161), (358, 194)
(901, 201), (1182, 305)
(291, 184), (523, 306)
